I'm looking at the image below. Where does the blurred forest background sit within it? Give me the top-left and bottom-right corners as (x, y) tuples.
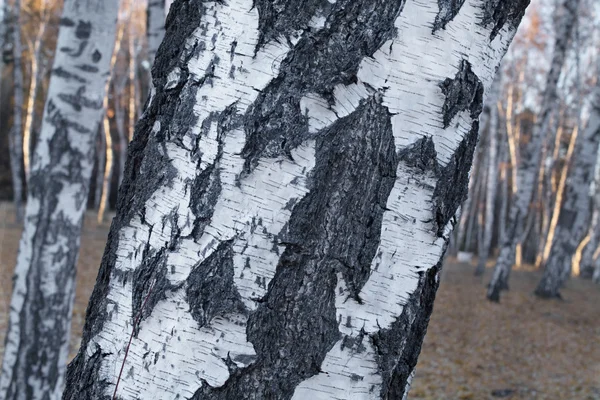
(0, 0), (599, 399)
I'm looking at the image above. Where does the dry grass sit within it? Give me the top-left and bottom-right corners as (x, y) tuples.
(0, 202), (599, 399)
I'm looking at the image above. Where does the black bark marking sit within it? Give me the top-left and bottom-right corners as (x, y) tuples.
(75, 64), (99, 73)
(185, 241), (247, 327)
(439, 59), (483, 129)
(60, 41), (88, 58)
(433, 0), (467, 33)
(52, 67), (88, 84)
(91, 50), (102, 63)
(481, 0), (531, 40)
(397, 136), (438, 174)
(58, 86), (103, 112)
(253, 0), (334, 51)
(60, 17), (76, 27)
(192, 95), (398, 400)
(75, 20), (92, 39)
(241, 0), (407, 173)
(372, 263), (442, 398)
(433, 121), (479, 237)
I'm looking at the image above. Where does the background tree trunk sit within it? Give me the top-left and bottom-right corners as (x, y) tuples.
(476, 73), (501, 275)
(487, 0), (578, 302)
(536, 89), (600, 297)
(64, 1), (529, 399)
(146, 0), (165, 67)
(8, 0), (25, 222)
(0, 1), (119, 398)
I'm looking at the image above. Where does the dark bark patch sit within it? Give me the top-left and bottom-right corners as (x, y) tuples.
(75, 20), (92, 39)
(253, 0), (334, 51)
(371, 262), (442, 399)
(131, 243), (177, 333)
(432, 121), (479, 237)
(92, 50), (102, 63)
(185, 241), (247, 327)
(439, 59), (483, 129)
(63, 345), (112, 400)
(60, 17), (75, 27)
(241, 0), (406, 173)
(397, 136), (439, 174)
(433, 0), (467, 33)
(52, 67), (87, 84)
(192, 95), (398, 400)
(480, 0), (531, 40)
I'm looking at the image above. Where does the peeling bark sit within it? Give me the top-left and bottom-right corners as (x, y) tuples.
(0, 2), (119, 399)
(64, 0), (529, 399)
(488, 0), (578, 302)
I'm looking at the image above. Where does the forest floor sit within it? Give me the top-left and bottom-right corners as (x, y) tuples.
(0, 202), (599, 399)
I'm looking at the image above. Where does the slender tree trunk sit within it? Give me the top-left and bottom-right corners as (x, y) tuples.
(98, 18), (126, 223)
(8, 0), (24, 222)
(147, 0), (166, 67)
(499, 136), (509, 245)
(536, 93), (600, 297)
(64, 1), (529, 398)
(23, 10), (48, 181)
(0, 1), (119, 398)
(581, 142), (600, 279)
(487, 0), (578, 301)
(94, 123), (105, 209)
(475, 72), (501, 275)
(115, 85), (128, 187)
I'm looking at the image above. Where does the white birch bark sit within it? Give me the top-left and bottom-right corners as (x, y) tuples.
(536, 89), (600, 297)
(476, 72), (502, 275)
(146, 0), (166, 67)
(487, 0), (578, 301)
(64, 1), (529, 399)
(0, 1), (119, 398)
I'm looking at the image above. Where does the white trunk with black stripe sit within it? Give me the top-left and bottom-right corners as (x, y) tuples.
(64, 1), (529, 399)
(0, 1), (118, 399)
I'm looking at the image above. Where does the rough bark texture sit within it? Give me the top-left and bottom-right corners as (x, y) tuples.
(64, 1), (528, 399)
(147, 0), (166, 67)
(7, 0), (24, 222)
(487, 0), (578, 302)
(536, 90), (600, 297)
(0, 1), (119, 399)
(475, 73), (501, 275)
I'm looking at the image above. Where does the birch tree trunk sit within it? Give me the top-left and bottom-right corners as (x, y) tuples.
(0, 1), (119, 398)
(8, 0), (25, 222)
(487, 0), (578, 302)
(475, 73), (501, 275)
(580, 142), (600, 279)
(64, 1), (529, 399)
(146, 0), (165, 67)
(536, 92), (600, 298)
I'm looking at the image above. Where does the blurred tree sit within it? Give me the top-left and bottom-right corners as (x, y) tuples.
(146, 0), (165, 67)
(63, 1), (530, 398)
(537, 82), (600, 297)
(0, 0), (119, 398)
(487, 0), (579, 302)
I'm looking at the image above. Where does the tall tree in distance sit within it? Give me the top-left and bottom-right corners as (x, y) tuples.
(475, 72), (502, 276)
(0, 0), (119, 398)
(146, 0), (165, 67)
(7, 0), (25, 222)
(487, 0), (579, 302)
(64, 1), (530, 399)
(536, 84), (600, 297)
